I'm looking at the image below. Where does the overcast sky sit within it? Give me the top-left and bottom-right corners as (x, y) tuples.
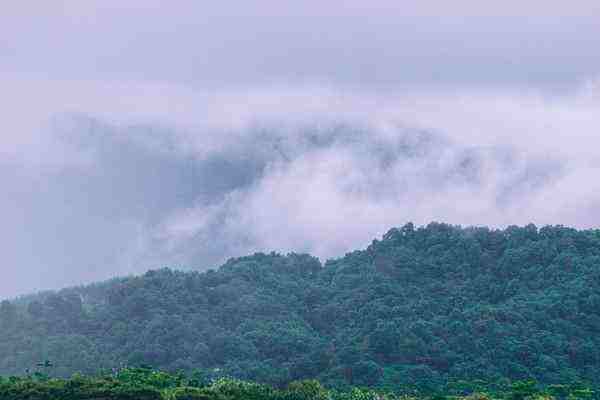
(2, 1), (600, 298)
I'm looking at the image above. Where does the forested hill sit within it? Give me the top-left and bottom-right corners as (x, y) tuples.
(2, 223), (600, 393)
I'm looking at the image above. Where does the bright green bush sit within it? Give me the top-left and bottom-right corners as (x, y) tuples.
(0, 369), (596, 400)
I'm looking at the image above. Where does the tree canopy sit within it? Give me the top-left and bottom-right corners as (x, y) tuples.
(2, 223), (600, 394)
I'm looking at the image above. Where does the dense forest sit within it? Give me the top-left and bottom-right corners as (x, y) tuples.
(2, 223), (600, 394)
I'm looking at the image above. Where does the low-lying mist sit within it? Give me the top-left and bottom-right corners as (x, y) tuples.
(2, 81), (600, 298)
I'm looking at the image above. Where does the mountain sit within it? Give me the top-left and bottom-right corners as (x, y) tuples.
(2, 223), (600, 393)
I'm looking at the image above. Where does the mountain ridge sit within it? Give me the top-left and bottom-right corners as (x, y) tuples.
(2, 222), (600, 393)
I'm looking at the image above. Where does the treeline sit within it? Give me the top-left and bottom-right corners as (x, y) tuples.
(0, 367), (595, 400)
(1, 223), (600, 393)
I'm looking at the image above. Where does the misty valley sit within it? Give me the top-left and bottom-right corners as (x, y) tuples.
(2, 223), (600, 399)
(4, 1), (600, 398)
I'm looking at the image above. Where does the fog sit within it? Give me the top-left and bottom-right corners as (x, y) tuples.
(1, 2), (599, 298)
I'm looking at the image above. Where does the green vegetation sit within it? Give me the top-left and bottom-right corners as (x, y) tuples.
(0, 367), (595, 400)
(2, 223), (600, 394)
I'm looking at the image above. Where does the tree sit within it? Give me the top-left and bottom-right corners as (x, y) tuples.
(0, 300), (16, 326)
(27, 300), (44, 318)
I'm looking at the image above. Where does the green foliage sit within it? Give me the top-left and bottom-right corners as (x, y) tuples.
(1, 369), (595, 400)
(284, 379), (329, 400)
(2, 224), (600, 393)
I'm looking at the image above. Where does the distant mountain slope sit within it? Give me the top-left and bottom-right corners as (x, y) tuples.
(2, 223), (600, 393)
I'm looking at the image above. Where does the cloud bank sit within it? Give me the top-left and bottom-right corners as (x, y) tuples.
(2, 80), (600, 298)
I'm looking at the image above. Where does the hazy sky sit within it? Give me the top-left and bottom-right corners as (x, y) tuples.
(2, 2), (600, 298)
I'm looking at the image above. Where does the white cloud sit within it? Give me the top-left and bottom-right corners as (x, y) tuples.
(2, 78), (600, 298)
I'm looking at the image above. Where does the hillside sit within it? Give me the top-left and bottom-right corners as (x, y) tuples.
(2, 223), (600, 393)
